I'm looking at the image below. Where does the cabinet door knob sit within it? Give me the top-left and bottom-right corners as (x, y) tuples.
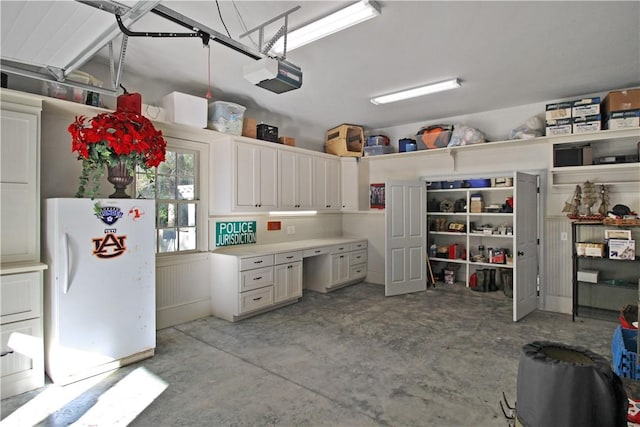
(517, 251), (525, 256)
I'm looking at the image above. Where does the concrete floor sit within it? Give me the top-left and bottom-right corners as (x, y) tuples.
(1, 282), (618, 426)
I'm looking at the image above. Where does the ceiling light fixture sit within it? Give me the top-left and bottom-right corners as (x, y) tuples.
(370, 78), (462, 105)
(271, 0), (380, 55)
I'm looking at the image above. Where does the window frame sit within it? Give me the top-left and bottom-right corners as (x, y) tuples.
(135, 136), (209, 256)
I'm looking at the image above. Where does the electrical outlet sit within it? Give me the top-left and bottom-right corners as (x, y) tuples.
(287, 226), (295, 235)
(560, 232), (568, 241)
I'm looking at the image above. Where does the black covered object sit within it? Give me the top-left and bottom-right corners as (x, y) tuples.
(517, 341), (627, 427)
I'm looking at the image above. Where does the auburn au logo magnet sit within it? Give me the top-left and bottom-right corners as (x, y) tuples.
(92, 233), (127, 258)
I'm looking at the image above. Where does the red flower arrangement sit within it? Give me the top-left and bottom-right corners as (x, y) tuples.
(69, 111), (166, 197)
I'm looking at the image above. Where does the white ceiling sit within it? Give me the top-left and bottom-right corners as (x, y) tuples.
(2, 1), (639, 131)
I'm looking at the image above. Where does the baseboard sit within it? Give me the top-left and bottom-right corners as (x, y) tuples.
(156, 299), (212, 329)
(542, 295), (572, 315)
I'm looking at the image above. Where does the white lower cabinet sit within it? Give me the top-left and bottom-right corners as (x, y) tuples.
(274, 251), (303, 304)
(211, 252), (302, 322)
(1, 270), (45, 399)
(305, 240), (368, 293)
(330, 252), (350, 287)
(211, 239), (368, 321)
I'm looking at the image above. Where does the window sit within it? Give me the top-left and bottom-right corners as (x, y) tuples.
(136, 148), (199, 253)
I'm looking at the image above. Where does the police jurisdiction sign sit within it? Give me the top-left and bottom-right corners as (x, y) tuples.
(215, 221), (257, 247)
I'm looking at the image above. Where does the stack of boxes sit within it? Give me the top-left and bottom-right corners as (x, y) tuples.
(545, 97), (601, 135)
(545, 88), (640, 135)
(602, 88), (640, 130)
(571, 97), (601, 134)
(545, 101), (572, 135)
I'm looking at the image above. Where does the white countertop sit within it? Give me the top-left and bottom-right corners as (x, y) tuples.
(1, 261), (48, 275)
(210, 237), (366, 258)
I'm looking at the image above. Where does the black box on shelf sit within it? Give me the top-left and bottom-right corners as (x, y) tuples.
(257, 124), (278, 142)
(553, 145), (593, 167)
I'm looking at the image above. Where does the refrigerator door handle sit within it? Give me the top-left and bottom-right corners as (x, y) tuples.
(62, 232), (70, 294)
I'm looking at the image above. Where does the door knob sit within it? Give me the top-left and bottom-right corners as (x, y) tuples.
(518, 251), (524, 256)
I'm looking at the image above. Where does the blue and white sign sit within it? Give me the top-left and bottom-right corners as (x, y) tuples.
(215, 221), (257, 247)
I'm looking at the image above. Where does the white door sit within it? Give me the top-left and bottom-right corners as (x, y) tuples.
(326, 158), (341, 209)
(297, 154), (314, 209)
(313, 157), (328, 209)
(235, 143), (258, 208)
(513, 172), (539, 321)
(278, 151), (297, 209)
(385, 181), (427, 296)
(258, 146), (278, 209)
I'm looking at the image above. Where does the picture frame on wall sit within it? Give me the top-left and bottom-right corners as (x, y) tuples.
(370, 183), (385, 209)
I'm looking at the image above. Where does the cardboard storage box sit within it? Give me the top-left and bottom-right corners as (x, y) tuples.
(546, 118), (573, 136)
(576, 242), (605, 257)
(470, 200), (484, 213)
(603, 88), (640, 114)
(577, 269), (599, 283)
(572, 97), (600, 117)
(545, 102), (572, 121)
(242, 117), (257, 138)
(609, 239), (636, 260)
(604, 110), (640, 130)
(325, 124), (365, 157)
(572, 114), (602, 134)
(279, 136), (296, 146)
(162, 92), (208, 128)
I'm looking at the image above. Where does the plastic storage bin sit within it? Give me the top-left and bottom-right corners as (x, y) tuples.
(612, 325), (640, 379)
(208, 101), (246, 135)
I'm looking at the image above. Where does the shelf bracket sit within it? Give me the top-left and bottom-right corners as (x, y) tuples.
(445, 148), (457, 172)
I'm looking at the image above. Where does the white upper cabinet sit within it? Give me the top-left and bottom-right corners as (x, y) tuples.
(0, 99), (41, 263)
(313, 156), (341, 211)
(210, 137), (278, 213)
(234, 141), (277, 210)
(279, 150), (313, 210)
(210, 134), (342, 214)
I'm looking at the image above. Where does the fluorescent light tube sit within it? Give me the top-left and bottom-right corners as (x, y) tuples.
(370, 78), (461, 105)
(269, 211), (317, 216)
(272, 1), (380, 54)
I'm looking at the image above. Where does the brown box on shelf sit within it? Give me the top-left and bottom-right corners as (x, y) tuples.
(279, 136), (296, 146)
(242, 117), (257, 138)
(325, 124), (365, 157)
(470, 200), (484, 213)
(602, 88), (640, 114)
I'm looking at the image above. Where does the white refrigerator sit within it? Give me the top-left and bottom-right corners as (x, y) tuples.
(43, 198), (156, 385)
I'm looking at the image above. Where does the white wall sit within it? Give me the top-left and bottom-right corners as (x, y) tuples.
(346, 95), (639, 314)
(209, 213), (343, 249)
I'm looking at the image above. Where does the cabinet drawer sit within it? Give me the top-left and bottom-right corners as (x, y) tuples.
(239, 287), (274, 314)
(240, 255), (274, 271)
(350, 250), (367, 266)
(1, 317), (44, 399)
(304, 247), (329, 257)
(350, 241), (368, 251)
(275, 251), (303, 265)
(240, 267), (274, 292)
(1, 272), (41, 324)
(350, 264), (367, 280)
(331, 244), (350, 254)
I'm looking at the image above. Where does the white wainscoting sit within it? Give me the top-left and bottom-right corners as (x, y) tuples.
(543, 216), (573, 314)
(156, 252), (211, 329)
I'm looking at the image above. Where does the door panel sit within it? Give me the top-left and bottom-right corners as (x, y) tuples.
(513, 172), (539, 321)
(385, 181), (426, 296)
